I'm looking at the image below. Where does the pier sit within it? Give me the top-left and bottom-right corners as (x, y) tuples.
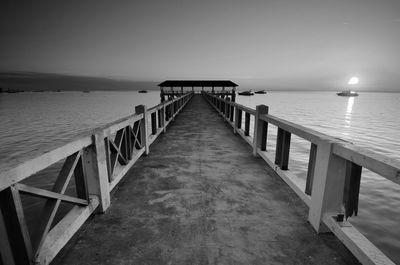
(1, 89), (399, 264)
(158, 80), (237, 102)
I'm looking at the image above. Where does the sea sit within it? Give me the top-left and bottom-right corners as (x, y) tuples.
(0, 90), (399, 263)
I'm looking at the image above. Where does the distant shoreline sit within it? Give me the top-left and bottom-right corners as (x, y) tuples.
(1, 72), (399, 93)
(0, 72), (159, 92)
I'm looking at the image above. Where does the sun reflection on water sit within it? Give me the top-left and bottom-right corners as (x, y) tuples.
(344, 97), (354, 127)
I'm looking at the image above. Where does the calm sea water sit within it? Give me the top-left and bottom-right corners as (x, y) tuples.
(0, 91), (161, 171)
(1, 90), (399, 263)
(237, 91), (400, 264)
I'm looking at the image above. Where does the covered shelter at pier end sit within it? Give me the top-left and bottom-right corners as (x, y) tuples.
(158, 80), (238, 102)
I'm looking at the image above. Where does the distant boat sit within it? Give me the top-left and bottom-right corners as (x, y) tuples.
(83, 90), (90, 93)
(254, 90), (267, 94)
(337, 90), (358, 97)
(238, 90), (254, 96)
(138, 90), (148, 93)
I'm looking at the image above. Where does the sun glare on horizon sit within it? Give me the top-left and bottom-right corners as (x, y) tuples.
(348, 76), (359, 85)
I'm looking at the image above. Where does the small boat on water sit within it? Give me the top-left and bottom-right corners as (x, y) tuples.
(138, 90), (148, 93)
(337, 90), (358, 97)
(238, 90), (254, 96)
(254, 90), (267, 94)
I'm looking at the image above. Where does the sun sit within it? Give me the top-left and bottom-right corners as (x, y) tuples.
(348, 76), (359, 85)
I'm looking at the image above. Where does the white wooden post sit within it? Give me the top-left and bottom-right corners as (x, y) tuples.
(162, 104), (166, 133)
(135, 105), (149, 155)
(225, 98), (230, 120)
(308, 140), (347, 232)
(82, 132), (111, 213)
(171, 100), (175, 121)
(234, 106), (239, 134)
(253, 105), (269, 156)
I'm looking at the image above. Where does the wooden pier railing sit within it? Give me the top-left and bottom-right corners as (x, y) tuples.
(203, 92), (399, 265)
(0, 92), (193, 265)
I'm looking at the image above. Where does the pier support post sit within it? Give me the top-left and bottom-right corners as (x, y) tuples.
(135, 105), (149, 155)
(308, 141), (347, 233)
(253, 105), (269, 156)
(82, 132), (111, 213)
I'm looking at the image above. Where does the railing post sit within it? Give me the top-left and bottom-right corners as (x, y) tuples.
(82, 132), (111, 213)
(236, 109), (242, 130)
(230, 104), (234, 123)
(343, 161), (362, 219)
(233, 106), (239, 134)
(244, 112), (250, 136)
(305, 143), (317, 195)
(151, 112), (157, 135)
(135, 105), (149, 155)
(308, 140), (347, 233)
(0, 186), (33, 265)
(157, 109), (162, 128)
(171, 100), (175, 121)
(225, 98), (230, 120)
(253, 105), (269, 156)
(0, 209), (15, 265)
(274, 128), (291, 170)
(159, 104), (166, 133)
(166, 103), (170, 121)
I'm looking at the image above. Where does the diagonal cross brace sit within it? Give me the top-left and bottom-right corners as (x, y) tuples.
(31, 151), (82, 257)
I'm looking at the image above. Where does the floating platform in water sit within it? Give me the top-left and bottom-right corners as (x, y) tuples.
(337, 90), (358, 96)
(254, 89), (267, 94)
(238, 90), (254, 96)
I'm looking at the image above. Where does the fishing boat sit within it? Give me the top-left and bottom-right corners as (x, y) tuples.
(138, 90), (148, 93)
(254, 90), (267, 94)
(238, 90), (254, 96)
(337, 90), (358, 97)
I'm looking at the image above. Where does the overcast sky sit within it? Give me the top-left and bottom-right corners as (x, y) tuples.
(1, 0), (399, 91)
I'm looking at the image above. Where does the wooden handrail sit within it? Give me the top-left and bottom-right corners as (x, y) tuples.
(0, 137), (92, 192)
(203, 91), (400, 185)
(202, 91), (398, 265)
(333, 143), (400, 185)
(0, 92), (194, 265)
(260, 113), (335, 144)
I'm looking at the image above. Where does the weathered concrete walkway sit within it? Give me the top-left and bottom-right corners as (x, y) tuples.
(55, 95), (358, 265)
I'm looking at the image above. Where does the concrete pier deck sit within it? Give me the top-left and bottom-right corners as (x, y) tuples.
(55, 95), (358, 265)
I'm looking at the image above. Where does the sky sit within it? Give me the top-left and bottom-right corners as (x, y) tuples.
(1, 0), (400, 91)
